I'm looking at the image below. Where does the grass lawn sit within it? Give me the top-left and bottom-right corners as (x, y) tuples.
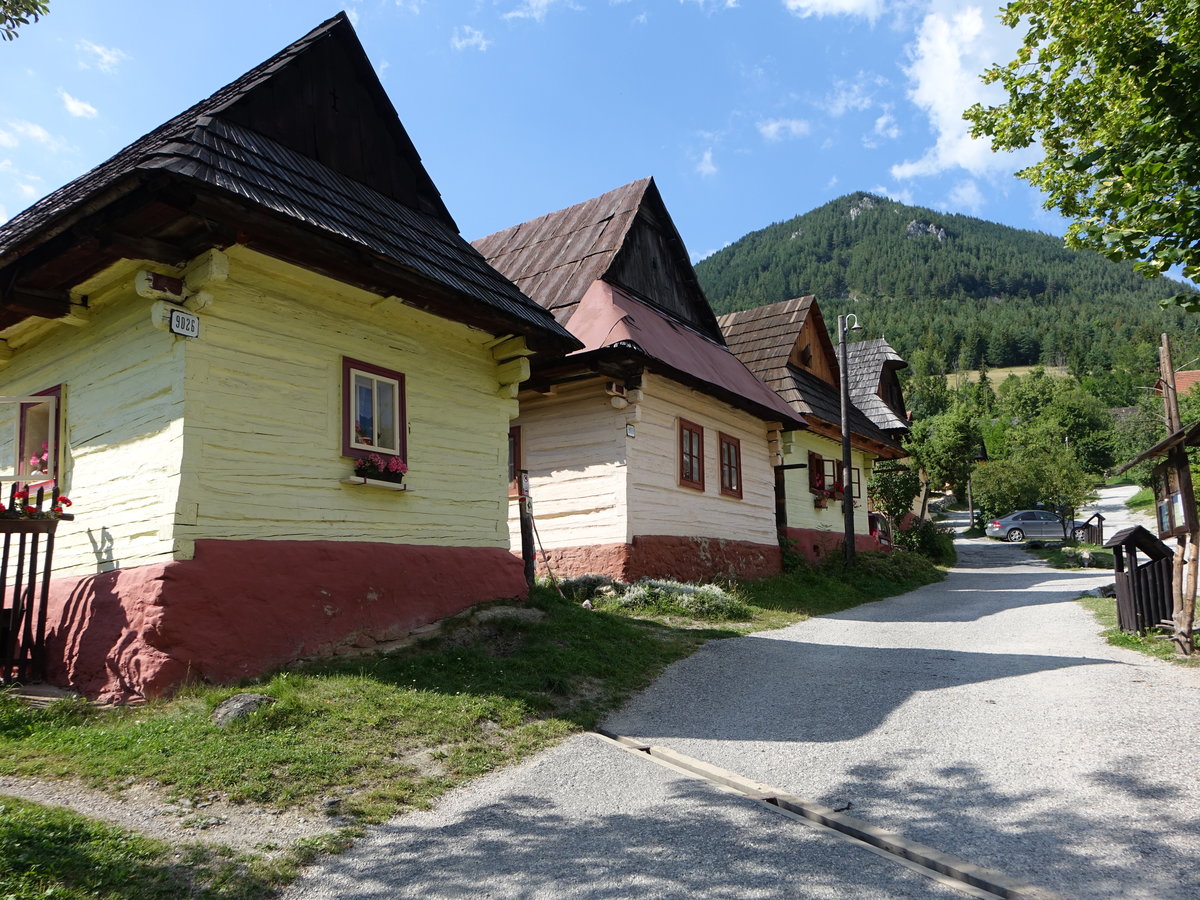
(1, 550), (943, 899)
(1077, 593), (1200, 668)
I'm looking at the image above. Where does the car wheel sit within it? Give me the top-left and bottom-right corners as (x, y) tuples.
(1072, 527), (1088, 542)
(1006, 528), (1024, 542)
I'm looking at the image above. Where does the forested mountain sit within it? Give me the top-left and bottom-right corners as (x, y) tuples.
(694, 193), (1200, 376)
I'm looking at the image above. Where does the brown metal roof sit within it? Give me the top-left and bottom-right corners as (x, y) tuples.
(566, 281), (806, 429)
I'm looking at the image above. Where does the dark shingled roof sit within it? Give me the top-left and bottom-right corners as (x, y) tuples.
(846, 338), (909, 434)
(0, 13), (576, 350)
(718, 297), (902, 454)
(472, 177), (723, 341)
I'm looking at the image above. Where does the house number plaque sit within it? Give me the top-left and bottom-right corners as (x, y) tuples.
(169, 308), (200, 338)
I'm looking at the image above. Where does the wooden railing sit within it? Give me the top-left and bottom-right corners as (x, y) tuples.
(0, 485), (72, 684)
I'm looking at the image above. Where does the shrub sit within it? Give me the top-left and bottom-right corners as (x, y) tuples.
(896, 520), (956, 566)
(557, 574), (623, 603)
(600, 579), (753, 621)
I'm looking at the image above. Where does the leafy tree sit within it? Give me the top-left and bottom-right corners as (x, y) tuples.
(965, 0), (1200, 305)
(867, 464), (922, 534)
(906, 406), (983, 497)
(2, 0), (47, 40)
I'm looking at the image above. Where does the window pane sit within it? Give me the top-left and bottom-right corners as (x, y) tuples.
(354, 375), (374, 446)
(375, 380), (397, 452)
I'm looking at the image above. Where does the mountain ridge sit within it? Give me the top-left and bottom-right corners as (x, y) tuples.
(694, 192), (1199, 373)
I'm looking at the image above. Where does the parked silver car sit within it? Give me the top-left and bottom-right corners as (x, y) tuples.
(986, 509), (1086, 542)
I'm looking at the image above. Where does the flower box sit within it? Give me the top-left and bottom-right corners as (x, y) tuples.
(341, 477), (408, 492)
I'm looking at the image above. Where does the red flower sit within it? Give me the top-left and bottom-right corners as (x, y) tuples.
(13, 490), (28, 501)
(52, 506), (62, 514)
(56, 496), (72, 507)
(23, 505), (35, 515)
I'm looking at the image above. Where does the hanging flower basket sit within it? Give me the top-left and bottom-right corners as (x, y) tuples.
(0, 486), (73, 534)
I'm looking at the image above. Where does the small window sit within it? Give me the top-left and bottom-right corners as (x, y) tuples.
(508, 425), (522, 497)
(851, 467), (861, 499)
(679, 419), (704, 490)
(823, 458), (846, 497)
(0, 386), (62, 484)
(719, 433), (742, 498)
(342, 358), (406, 461)
(808, 451), (825, 493)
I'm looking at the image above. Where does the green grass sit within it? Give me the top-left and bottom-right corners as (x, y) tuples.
(0, 795), (348, 899)
(0, 550), (943, 897)
(1026, 542), (1114, 570)
(1126, 486), (1154, 512)
(1077, 594), (1200, 666)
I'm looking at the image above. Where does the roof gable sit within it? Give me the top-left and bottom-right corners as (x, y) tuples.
(717, 296), (839, 388)
(214, 15), (453, 224)
(0, 14), (576, 350)
(846, 338), (909, 434)
(473, 178), (723, 341)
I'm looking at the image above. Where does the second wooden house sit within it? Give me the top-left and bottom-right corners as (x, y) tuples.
(719, 297), (906, 561)
(474, 179), (806, 582)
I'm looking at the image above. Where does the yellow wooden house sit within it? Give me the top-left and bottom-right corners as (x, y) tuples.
(475, 179), (807, 582)
(0, 14), (577, 701)
(719, 297), (906, 561)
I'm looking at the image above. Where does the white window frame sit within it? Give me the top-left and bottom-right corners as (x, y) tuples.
(0, 394), (58, 482)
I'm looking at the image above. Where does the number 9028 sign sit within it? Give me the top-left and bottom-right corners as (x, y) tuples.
(169, 308), (200, 339)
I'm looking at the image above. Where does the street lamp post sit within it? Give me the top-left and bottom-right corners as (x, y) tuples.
(838, 313), (861, 565)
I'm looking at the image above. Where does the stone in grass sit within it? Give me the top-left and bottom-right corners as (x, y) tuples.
(212, 692), (276, 727)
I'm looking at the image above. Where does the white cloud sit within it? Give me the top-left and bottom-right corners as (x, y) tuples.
(394, 0), (424, 11)
(783, 0), (882, 21)
(826, 175), (840, 190)
(451, 26), (492, 51)
(346, 7), (361, 25)
(58, 90), (97, 119)
(17, 182), (38, 199)
(0, 130), (16, 149)
(696, 149), (718, 177)
(871, 184), (914, 204)
(680, 0), (740, 10)
(890, 7), (1025, 180)
(76, 40), (128, 74)
(504, 0), (576, 21)
(757, 117), (811, 142)
(0, 203), (7, 223)
(874, 110), (900, 140)
(948, 179), (984, 213)
(6, 120), (63, 151)
(824, 73), (884, 117)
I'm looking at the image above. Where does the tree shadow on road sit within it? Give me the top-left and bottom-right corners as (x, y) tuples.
(821, 751), (1200, 900)
(287, 738), (965, 900)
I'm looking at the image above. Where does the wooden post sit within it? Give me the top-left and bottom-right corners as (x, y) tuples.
(518, 470), (535, 589)
(1159, 333), (1196, 653)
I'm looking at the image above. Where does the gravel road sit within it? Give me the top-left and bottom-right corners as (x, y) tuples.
(288, 485), (1199, 899)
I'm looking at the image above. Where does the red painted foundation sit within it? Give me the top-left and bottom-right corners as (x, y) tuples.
(535, 534), (782, 582)
(782, 526), (886, 563)
(41, 540), (527, 703)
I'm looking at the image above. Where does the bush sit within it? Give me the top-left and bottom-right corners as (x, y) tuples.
(599, 579), (753, 621)
(556, 574), (623, 603)
(896, 520), (956, 566)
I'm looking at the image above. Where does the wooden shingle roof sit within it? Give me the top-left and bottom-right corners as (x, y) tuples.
(846, 338), (909, 434)
(473, 177), (724, 342)
(0, 14), (576, 352)
(719, 297), (902, 455)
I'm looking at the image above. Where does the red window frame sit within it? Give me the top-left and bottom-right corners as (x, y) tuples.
(719, 432), (742, 499)
(679, 418), (704, 490)
(808, 451), (825, 493)
(342, 357), (407, 462)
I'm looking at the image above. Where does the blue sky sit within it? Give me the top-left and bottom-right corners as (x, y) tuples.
(0, 0), (1057, 262)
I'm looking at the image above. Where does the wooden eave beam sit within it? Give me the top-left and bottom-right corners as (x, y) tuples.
(1, 284), (70, 319)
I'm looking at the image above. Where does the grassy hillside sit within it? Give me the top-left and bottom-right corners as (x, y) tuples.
(694, 193), (1200, 375)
